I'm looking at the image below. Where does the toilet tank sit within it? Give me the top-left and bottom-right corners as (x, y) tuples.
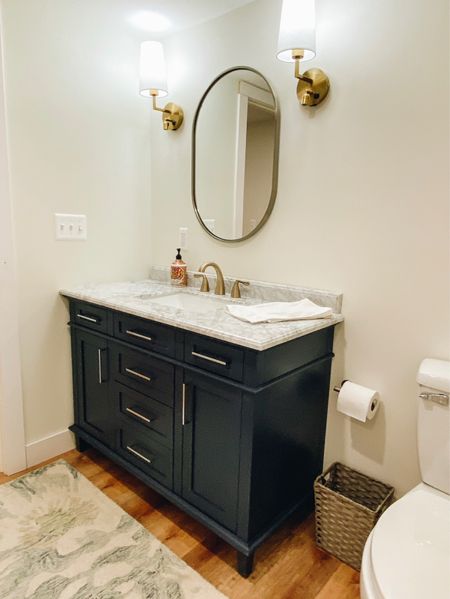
(416, 359), (450, 495)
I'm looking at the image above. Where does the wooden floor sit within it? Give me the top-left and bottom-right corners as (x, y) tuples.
(0, 449), (360, 599)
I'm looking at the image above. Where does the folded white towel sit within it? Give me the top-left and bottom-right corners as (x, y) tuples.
(226, 298), (333, 324)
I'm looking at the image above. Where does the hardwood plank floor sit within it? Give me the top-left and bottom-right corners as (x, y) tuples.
(0, 449), (360, 599)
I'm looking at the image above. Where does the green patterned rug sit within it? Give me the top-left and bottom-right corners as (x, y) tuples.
(0, 460), (227, 598)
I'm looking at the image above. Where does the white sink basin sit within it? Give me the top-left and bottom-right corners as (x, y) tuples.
(148, 292), (228, 313)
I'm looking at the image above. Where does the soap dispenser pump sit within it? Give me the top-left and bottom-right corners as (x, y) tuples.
(170, 248), (187, 287)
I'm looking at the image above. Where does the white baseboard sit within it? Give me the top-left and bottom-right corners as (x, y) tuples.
(26, 429), (75, 468)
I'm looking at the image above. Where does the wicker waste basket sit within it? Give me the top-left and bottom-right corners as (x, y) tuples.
(314, 462), (394, 570)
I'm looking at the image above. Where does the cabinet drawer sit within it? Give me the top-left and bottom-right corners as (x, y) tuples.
(114, 382), (173, 448)
(70, 301), (111, 335)
(117, 423), (173, 489)
(114, 312), (176, 357)
(185, 333), (244, 382)
(111, 344), (174, 406)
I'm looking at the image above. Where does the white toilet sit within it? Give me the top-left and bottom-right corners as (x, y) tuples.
(360, 358), (450, 599)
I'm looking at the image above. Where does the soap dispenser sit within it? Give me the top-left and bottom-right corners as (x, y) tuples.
(170, 248), (188, 287)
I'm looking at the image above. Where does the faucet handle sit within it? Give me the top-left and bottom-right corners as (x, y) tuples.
(231, 280), (250, 299)
(193, 272), (210, 293)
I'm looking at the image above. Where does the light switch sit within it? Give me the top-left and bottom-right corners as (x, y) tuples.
(55, 214), (87, 240)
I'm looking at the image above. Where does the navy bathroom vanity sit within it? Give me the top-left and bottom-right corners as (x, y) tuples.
(64, 280), (342, 576)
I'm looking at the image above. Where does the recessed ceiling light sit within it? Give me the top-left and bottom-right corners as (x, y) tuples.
(128, 11), (171, 33)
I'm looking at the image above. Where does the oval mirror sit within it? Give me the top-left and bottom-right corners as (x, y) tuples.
(192, 67), (280, 242)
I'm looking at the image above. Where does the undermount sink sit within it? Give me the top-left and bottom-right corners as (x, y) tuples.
(147, 292), (229, 313)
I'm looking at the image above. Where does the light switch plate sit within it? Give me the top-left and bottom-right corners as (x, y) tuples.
(55, 213), (87, 240)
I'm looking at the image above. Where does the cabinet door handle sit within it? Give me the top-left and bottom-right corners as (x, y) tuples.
(182, 383), (186, 426)
(125, 407), (151, 424)
(125, 330), (152, 342)
(126, 445), (152, 464)
(191, 351), (227, 367)
(125, 368), (151, 382)
(77, 313), (98, 323)
(98, 349), (103, 384)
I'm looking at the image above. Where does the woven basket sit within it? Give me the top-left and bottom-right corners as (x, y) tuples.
(314, 462), (394, 571)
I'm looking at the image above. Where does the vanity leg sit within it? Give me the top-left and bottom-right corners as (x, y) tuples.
(237, 551), (254, 578)
(75, 435), (90, 452)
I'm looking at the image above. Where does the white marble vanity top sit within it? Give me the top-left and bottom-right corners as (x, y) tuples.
(60, 269), (343, 351)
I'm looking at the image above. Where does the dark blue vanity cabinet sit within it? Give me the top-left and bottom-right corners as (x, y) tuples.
(68, 298), (336, 576)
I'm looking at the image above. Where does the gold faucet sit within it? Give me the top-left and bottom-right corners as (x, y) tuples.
(198, 262), (225, 295)
(231, 279), (250, 299)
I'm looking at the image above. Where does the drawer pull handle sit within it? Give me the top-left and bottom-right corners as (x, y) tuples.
(125, 368), (152, 382)
(191, 351), (227, 367)
(125, 407), (151, 423)
(182, 383), (186, 426)
(98, 349), (103, 384)
(77, 313), (98, 323)
(126, 445), (152, 464)
(126, 330), (153, 342)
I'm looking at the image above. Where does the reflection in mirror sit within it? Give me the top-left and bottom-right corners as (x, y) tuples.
(193, 68), (279, 242)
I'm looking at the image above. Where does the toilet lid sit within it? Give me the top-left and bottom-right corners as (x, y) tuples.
(371, 484), (450, 599)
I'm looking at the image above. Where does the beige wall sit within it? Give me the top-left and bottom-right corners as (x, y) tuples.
(1, 0), (152, 446)
(151, 0), (450, 496)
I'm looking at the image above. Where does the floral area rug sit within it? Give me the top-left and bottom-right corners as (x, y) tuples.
(0, 460), (227, 598)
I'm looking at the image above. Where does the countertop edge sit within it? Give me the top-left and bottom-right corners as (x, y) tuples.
(60, 289), (343, 351)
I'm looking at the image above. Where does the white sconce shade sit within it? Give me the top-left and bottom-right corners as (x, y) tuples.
(139, 40), (168, 97)
(277, 0), (316, 62)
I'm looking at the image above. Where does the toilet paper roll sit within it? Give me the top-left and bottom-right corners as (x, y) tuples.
(336, 381), (380, 422)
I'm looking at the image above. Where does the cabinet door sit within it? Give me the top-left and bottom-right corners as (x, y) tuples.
(73, 329), (112, 446)
(181, 370), (242, 531)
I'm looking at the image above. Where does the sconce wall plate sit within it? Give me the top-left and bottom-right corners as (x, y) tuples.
(296, 68), (330, 106)
(150, 92), (184, 131)
(162, 103), (184, 131)
(154, 98), (184, 130)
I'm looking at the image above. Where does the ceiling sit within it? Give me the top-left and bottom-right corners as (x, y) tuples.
(123, 0), (258, 37)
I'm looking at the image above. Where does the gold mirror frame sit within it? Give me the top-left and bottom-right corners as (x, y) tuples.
(192, 66), (280, 243)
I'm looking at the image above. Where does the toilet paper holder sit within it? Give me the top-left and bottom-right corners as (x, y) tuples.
(333, 379), (379, 416)
(333, 380), (348, 393)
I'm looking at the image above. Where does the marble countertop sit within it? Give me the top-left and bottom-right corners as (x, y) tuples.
(60, 277), (343, 351)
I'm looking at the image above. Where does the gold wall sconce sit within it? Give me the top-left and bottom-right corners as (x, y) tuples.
(276, 0), (330, 107)
(139, 41), (184, 130)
